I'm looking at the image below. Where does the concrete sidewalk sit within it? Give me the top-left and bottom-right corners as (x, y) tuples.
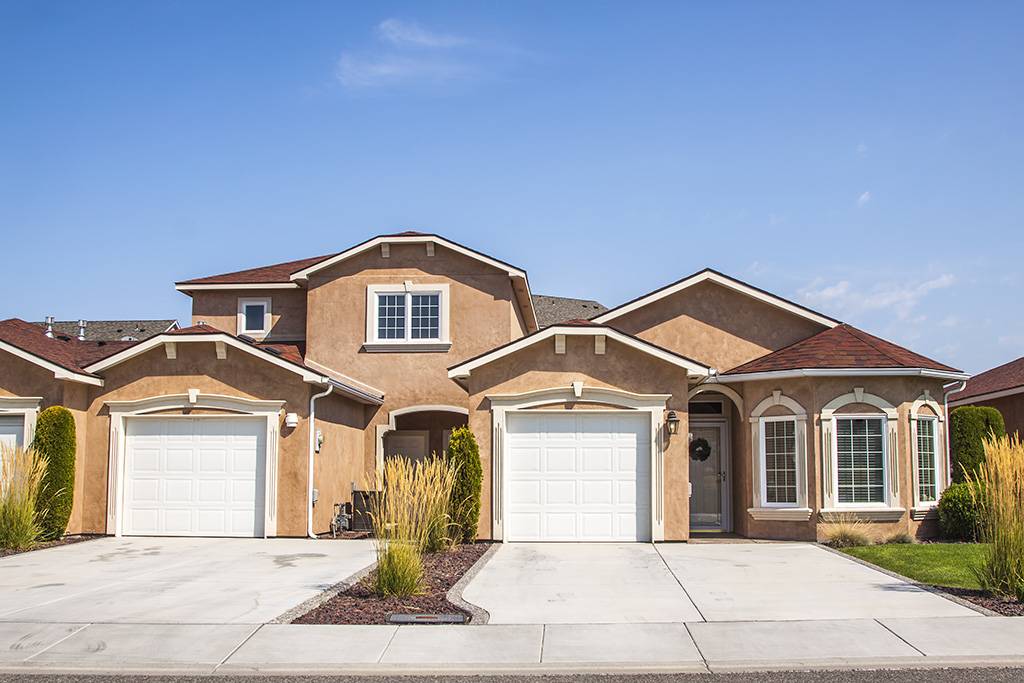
(1, 617), (1023, 674)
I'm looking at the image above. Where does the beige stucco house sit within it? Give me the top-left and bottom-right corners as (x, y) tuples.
(0, 232), (968, 542)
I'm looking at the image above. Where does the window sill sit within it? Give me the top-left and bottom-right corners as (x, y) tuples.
(362, 342), (452, 353)
(748, 507), (812, 522)
(911, 505), (938, 521)
(819, 507), (906, 523)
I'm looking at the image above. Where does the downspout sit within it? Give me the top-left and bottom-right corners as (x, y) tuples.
(943, 380), (968, 485)
(307, 382), (334, 539)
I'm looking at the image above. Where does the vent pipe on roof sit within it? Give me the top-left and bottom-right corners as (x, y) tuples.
(77, 319), (87, 341)
(44, 316), (55, 338)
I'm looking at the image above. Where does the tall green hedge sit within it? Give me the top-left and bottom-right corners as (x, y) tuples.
(950, 405), (1005, 482)
(446, 426), (482, 543)
(32, 406), (76, 541)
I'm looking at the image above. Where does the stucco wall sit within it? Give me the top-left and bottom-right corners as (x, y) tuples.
(607, 280), (829, 371)
(464, 334), (692, 541)
(312, 394), (371, 533)
(190, 288), (307, 341)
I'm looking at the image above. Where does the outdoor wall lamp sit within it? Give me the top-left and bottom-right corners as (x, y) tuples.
(666, 410), (680, 435)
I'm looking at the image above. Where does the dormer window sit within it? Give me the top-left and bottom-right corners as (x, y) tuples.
(237, 297), (271, 337)
(365, 284), (450, 352)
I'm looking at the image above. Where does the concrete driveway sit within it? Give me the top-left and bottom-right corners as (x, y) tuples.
(464, 542), (978, 624)
(0, 536), (375, 624)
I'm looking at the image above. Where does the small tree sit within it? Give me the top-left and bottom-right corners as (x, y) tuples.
(32, 406), (76, 541)
(950, 406), (1005, 482)
(446, 426), (482, 543)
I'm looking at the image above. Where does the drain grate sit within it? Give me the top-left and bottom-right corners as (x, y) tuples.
(387, 613), (466, 624)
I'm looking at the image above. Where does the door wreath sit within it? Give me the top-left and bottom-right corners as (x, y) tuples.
(689, 437), (712, 462)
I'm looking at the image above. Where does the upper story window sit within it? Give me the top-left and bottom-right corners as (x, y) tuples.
(916, 416), (939, 503)
(237, 297), (271, 337)
(835, 416), (886, 504)
(365, 283), (451, 352)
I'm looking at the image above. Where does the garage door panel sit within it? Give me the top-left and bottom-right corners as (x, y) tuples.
(507, 412), (652, 542)
(124, 417), (265, 537)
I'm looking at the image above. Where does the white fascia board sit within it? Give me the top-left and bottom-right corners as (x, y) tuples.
(174, 282), (300, 292)
(717, 367), (970, 383)
(592, 270), (840, 329)
(289, 235), (529, 282)
(950, 384), (1024, 407)
(304, 358), (386, 401)
(0, 340), (103, 386)
(447, 326), (711, 379)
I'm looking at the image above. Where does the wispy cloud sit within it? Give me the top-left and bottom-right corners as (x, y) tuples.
(857, 191), (871, 208)
(337, 18), (522, 90)
(376, 19), (468, 48)
(856, 143), (868, 157)
(799, 273), (955, 321)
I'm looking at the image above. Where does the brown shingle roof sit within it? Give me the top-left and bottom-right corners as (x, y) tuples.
(176, 254), (338, 286)
(0, 318), (135, 376)
(955, 355), (1024, 401)
(532, 294), (608, 328)
(722, 324), (962, 376)
(34, 319), (177, 342)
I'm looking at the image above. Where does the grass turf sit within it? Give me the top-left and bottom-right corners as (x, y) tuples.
(842, 543), (987, 589)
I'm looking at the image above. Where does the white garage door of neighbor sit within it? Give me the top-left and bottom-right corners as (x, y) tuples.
(506, 412), (652, 542)
(124, 417), (266, 537)
(0, 415), (24, 449)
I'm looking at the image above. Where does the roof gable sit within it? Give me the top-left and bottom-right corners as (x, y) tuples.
(953, 355), (1024, 403)
(0, 319), (117, 385)
(592, 268), (840, 329)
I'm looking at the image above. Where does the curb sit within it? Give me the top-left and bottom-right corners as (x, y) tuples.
(816, 543), (999, 617)
(447, 542), (499, 624)
(272, 561), (378, 624)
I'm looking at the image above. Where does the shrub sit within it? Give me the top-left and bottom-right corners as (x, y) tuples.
(950, 406), (1005, 482)
(938, 482), (981, 541)
(368, 455), (457, 597)
(0, 445), (48, 551)
(885, 531), (915, 545)
(967, 434), (1024, 601)
(821, 512), (872, 548)
(32, 406), (76, 541)
(446, 426), (482, 543)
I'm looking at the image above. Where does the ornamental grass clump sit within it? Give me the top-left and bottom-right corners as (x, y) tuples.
(0, 445), (48, 551)
(967, 434), (1024, 601)
(368, 455), (458, 597)
(821, 512), (872, 548)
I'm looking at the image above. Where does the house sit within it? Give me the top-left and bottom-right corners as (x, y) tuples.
(0, 231), (968, 542)
(950, 355), (1024, 437)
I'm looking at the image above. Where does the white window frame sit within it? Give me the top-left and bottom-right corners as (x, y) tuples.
(746, 390), (810, 521)
(364, 283), (451, 352)
(759, 416), (801, 508)
(914, 415), (940, 507)
(831, 414), (891, 508)
(237, 297), (272, 337)
(0, 397), (42, 448)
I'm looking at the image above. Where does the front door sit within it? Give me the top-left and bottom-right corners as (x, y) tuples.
(689, 423), (729, 531)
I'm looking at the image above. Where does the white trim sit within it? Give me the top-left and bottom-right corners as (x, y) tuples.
(449, 326), (711, 379)
(911, 409), (942, 509)
(757, 415), (806, 510)
(719, 367), (969, 382)
(747, 507), (812, 521)
(237, 297), (272, 337)
(750, 390), (808, 419)
(364, 283), (451, 351)
(175, 282), (300, 292)
(0, 340), (103, 386)
(950, 385), (1024, 406)
(688, 384), (744, 417)
(104, 391), (285, 538)
(0, 397), (43, 447)
(592, 269), (840, 329)
(488, 385), (667, 542)
(83, 331), (383, 405)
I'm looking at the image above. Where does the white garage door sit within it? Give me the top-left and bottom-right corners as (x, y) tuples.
(506, 412), (651, 542)
(124, 417), (266, 537)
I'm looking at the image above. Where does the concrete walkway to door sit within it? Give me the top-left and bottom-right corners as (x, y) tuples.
(463, 542), (978, 624)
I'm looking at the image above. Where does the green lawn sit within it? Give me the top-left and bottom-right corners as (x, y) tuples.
(842, 543), (987, 589)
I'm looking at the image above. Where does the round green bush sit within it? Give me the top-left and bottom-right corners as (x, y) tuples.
(938, 482), (980, 541)
(446, 426), (482, 543)
(32, 406), (76, 541)
(950, 405), (1005, 482)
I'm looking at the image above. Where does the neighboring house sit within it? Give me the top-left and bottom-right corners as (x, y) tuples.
(33, 319), (179, 342)
(0, 231), (968, 543)
(950, 355), (1024, 437)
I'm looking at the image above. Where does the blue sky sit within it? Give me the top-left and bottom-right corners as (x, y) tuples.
(2, 2), (1021, 374)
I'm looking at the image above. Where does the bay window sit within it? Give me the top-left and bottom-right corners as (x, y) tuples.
(835, 416), (887, 504)
(761, 417), (798, 506)
(916, 417), (939, 504)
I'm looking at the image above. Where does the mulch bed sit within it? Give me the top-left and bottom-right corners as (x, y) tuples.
(0, 534), (102, 559)
(934, 586), (1024, 616)
(294, 542), (489, 625)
